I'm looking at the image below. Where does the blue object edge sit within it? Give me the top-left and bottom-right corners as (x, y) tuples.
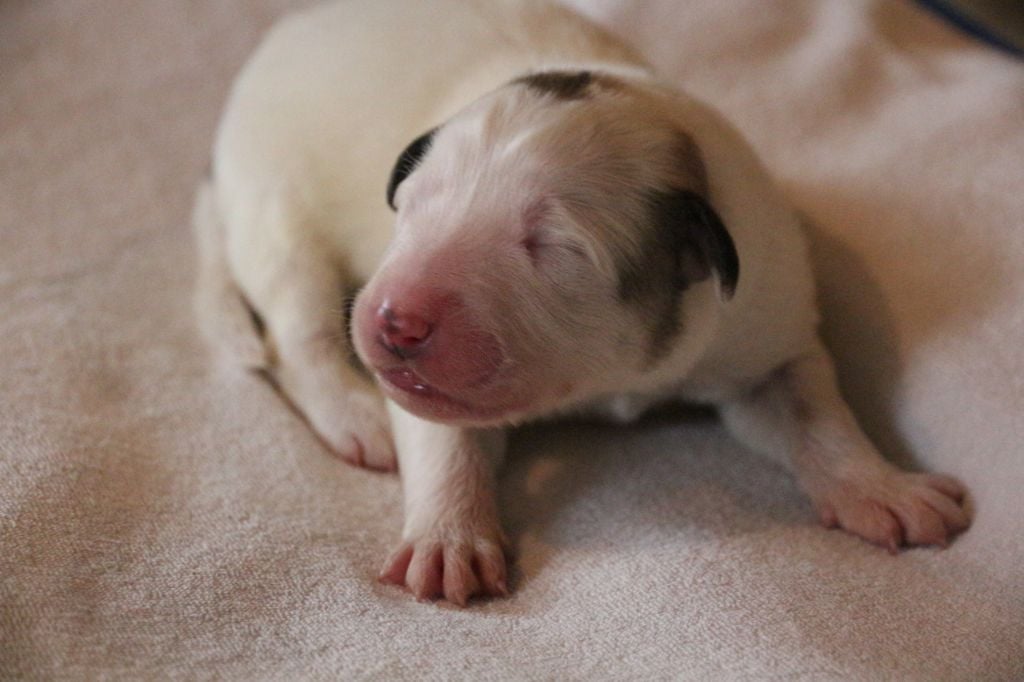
(914, 0), (1023, 58)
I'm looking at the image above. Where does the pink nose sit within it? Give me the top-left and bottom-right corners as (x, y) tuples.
(376, 301), (434, 358)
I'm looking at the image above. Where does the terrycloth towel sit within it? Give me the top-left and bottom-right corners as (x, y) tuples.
(2, 0), (1022, 678)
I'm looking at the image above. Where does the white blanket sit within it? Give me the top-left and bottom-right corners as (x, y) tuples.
(2, 0), (1022, 678)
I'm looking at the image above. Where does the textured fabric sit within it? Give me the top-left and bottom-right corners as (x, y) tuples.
(2, 1), (1022, 679)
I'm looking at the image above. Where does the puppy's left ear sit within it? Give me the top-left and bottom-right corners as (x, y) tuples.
(672, 190), (739, 299)
(386, 128), (437, 210)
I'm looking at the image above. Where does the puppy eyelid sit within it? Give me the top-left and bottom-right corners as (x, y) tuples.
(520, 228), (588, 266)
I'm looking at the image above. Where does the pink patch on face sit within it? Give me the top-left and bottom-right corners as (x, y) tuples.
(353, 279), (509, 423)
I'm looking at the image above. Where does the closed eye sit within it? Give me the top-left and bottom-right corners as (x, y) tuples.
(520, 198), (593, 268)
(520, 230), (589, 267)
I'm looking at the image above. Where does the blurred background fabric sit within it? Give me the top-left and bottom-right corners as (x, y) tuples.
(2, 1), (1022, 679)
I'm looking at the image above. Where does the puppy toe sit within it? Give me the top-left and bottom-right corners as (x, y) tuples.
(893, 499), (948, 548)
(379, 543), (414, 586)
(442, 545), (480, 607)
(405, 545), (444, 602)
(474, 541), (509, 597)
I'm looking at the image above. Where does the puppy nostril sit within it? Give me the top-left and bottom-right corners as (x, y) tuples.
(376, 301), (433, 356)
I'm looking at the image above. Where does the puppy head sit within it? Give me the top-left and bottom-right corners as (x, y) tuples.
(353, 70), (738, 426)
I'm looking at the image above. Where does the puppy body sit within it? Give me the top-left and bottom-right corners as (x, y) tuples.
(198, 0), (969, 605)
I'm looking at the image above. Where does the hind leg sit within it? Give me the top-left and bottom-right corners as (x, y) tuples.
(228, 203), (396, 471)
(193, 180), (270, 371)
(719, 342), (969, 550)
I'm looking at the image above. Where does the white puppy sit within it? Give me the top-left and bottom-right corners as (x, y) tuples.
(195, 0), (970, 605)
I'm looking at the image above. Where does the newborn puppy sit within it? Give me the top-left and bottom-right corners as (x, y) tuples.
(195, 0), (970, 605)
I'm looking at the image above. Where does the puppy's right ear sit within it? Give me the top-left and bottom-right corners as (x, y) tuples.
(386, 128), (437, 210)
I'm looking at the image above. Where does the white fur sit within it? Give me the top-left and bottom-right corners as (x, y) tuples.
(196, 0), (970, 605)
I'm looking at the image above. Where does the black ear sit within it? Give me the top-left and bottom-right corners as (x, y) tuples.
(386, 128), (437, 210)
(656, 189), (740, 299)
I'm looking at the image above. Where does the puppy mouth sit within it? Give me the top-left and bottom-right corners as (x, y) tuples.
(378, 367), (447, 399)
(375, 367), (524, 424)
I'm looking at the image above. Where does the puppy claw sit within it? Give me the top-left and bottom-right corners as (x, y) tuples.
(816, 502), (839, 528)
(311, 392), (397, 472)
(337, 436), (365, 468)
(379, 544), (414, 585)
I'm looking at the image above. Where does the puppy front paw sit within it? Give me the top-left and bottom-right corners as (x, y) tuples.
(309, 390), (397, 472)
(812, 468), (970, 552)
(379, 524), (509, 606)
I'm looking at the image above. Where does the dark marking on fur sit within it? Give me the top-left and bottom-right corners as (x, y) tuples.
(769, 361), (814, 423)
(386, 128), (437, 210)
(619, 189), (739, 363)
(514, 70), (595, 100)
(670, 132), (708, 197)
(615, 134), (737, 363)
